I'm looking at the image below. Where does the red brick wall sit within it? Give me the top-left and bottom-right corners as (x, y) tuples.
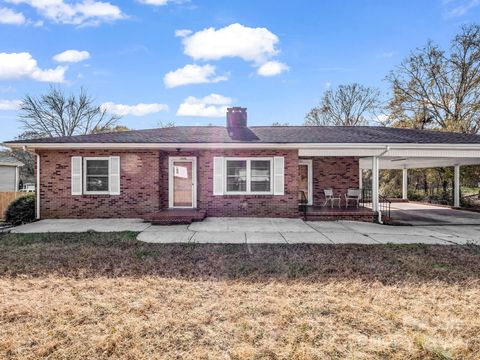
(37, 148), (358, 219)
(160, 149), (299, 217)
(38, 149), (161, 218)
(302, 156), (359, 207)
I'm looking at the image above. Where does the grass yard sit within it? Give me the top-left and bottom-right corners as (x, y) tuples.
(0, 232), (479, 359)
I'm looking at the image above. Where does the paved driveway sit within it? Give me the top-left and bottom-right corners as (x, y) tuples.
(390, 202), (480, 226)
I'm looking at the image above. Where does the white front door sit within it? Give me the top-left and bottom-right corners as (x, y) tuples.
(298, 159), (313, 205)
(169, 157), (197, 208)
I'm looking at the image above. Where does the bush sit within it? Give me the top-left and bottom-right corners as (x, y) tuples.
(5, 194), (35, 225)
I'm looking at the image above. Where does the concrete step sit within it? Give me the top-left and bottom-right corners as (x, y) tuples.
(144, 209), (206, 225)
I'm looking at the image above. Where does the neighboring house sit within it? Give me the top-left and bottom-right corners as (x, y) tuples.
(4, 107), (480, 222)
(0, 156), (23, 192)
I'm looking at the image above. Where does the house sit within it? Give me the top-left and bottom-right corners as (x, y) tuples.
(0, 155), (23, 192)
(4, 107), (480, 223)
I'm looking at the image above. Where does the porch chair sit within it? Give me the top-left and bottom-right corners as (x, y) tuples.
(345, 188), (362, 208)
(323, 188), (341, 208)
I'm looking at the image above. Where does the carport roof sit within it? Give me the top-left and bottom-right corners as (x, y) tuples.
(5, 125), (480, 145)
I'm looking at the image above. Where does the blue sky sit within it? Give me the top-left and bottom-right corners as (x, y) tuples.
(1, 0), (480, 141)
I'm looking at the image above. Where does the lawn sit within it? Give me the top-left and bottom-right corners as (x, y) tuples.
(0, 232), (479, 359)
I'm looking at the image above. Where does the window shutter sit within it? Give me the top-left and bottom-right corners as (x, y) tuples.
(273, 156), (285, 195)
(109, 156), (120, 195)
(71, 156), (82, 195)
(213, 157), (224, 195)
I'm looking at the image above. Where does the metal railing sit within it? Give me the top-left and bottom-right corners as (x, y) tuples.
(298, 190), (308, 220)
(361, 188), (391, 223)
(378, 194), (391, 221)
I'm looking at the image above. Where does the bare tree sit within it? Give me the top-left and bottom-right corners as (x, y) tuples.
(18, 87), (119, 138)
(386, 24), (480, 133)
(157, 120), (176, 128)
(92, 124), (130, 133)
(305, 83), (380, 126)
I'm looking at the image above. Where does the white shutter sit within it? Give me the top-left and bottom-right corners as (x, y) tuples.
(71, 156), (82, 195)
(109, 156), (120, 195)
(213, 157), (224, 195)
(273, 156), (285, 195)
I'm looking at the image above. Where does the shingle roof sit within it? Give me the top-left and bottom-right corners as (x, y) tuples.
(0, 155), (23, 166)
(5, 126), (480, 145)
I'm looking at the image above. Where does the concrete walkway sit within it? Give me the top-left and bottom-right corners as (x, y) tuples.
(138, 217), (479, 245)
(10, 219), (151, 233)
(10, 217), (480, 245)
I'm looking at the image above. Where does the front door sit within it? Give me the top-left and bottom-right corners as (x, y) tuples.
(169, 157), (197, 208)
(298, 160), (313, 205)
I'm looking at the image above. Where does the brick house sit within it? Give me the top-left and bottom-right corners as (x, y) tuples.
(5, 107), (480, 223)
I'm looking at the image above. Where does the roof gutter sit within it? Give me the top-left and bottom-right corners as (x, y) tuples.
(4, 142), (480, 151)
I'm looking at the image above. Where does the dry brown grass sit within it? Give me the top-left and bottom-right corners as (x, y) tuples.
(0, 232), (479, 359)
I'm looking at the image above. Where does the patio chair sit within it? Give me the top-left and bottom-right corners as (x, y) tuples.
(323, 188), (341, 208)
(345, 188), (362, 208)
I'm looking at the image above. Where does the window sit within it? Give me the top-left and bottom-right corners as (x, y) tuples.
(251, 160), (271, 192)
(226, 160), (247, 192)
(225, 158), (272, 194)
(84, 158), (109, 194)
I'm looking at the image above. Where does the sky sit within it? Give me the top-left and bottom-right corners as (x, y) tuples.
(1, 0), (480, 142)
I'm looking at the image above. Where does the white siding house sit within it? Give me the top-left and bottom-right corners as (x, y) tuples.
(0, 156), (23, 192)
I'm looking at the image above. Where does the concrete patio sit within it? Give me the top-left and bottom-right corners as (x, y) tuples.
(10, 217), (480, 245)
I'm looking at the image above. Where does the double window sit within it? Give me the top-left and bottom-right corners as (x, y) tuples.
(225, 158), (273, 194)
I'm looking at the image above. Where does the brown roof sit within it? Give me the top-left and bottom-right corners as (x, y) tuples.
(5, 126), (480, 145)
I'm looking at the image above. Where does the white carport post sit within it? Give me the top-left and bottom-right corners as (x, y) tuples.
(402, 168), (408, 200)
(372, 156), (379, 213)
(359, 167), (363, 189)
(454, 165), (460, 208)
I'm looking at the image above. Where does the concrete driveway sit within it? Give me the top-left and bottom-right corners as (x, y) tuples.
(390, 202), (480, 226)
(9, 217), (480, 245)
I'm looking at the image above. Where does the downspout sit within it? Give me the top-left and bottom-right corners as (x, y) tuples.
(375, 145), (390, 224)
(23, 146), (40, 220)
(36, 153), (40, 220)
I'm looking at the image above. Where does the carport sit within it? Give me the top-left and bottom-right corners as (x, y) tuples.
(358, 144), (480, 224)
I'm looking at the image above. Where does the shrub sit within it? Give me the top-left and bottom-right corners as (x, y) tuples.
(5, 194), (35, 226)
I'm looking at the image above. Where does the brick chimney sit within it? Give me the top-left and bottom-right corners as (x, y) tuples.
(226, 107), (247, 128)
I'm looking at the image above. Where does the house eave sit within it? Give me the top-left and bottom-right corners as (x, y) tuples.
(5, 142), (480, 151)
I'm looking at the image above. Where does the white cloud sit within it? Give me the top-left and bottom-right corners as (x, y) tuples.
(0, 52), (67, 82)
(5, 0), (126, 26)
(138, 0), (172, 5)
(164, 64), (228, 88)
(182, 23), (280, 64)
(0, 99), (21, 110)
(176, 94), (233, 118)
(0, 85), (16, 93)
(378, 51), (395, 58)
(101, 102), (169, 117)
(53, 49), (90, 63)
(0, 7), (26, 24)
(257, 60), (289, 76)
(444, 0), (480, 16)
(175, 28), (192, 37)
